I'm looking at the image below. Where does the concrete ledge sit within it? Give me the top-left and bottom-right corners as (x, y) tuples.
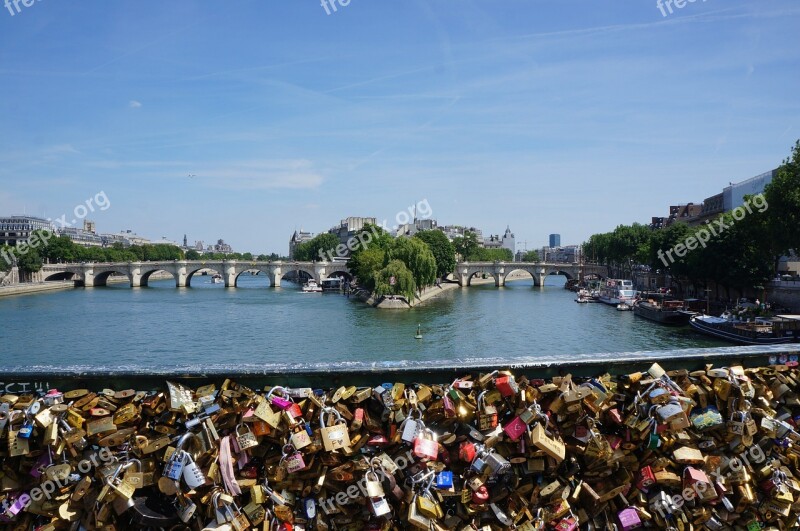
(0, 281), (74, 298)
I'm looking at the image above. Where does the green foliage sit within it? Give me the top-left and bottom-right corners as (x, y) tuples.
(387, 237), (437, 289)
(414, 230), (456, 278)
(763, 140), (800, 259)
(472, 247), (513, 262)
(453, 231), (480, 261)
(522, 250), (540, 262)
(374, 259), (416, 301)
(0, 246), (13, 271)
(293, 233), (341, 261)
(185, 250), (201, 260)
(17, 247), (43, 273)
(348, 247), (385, 293)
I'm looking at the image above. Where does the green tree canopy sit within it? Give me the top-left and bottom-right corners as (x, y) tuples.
(763, 140), (800, 262)
(453, 231), (480, 261)
(387, 237), (437, 290)
(374, 259), (416, 301)
(415, 230), (456, 278)
(293, 233), (341, 261)
(522, 250), (540, 262)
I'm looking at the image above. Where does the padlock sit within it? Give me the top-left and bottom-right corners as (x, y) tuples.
(320, 408), (351, 452)
(477, 391), (498, 431)
(370, 496), (392, 517)
(163, 449), (186, 481)
(495, 374), (518, 397)
(235, 423), (259, 450)
(290, 421), (313, 450)
(365, 469), (385, 497)
(618, 507), (642, 530)
(182, 452), (206, 489)
(413, 428), (439, 461)
(266, 386), (294, 410)
(281, 443), (306, 473)
(407, 494), (432, 529)
(471, 485), (489, 504)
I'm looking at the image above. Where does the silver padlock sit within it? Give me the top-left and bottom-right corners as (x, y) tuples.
(183, 452), (206, 489)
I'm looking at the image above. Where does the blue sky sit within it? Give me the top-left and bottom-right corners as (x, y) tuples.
(1, 0), (798, 255)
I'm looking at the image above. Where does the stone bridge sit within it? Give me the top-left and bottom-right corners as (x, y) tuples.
(455, 261), (607, 287)
(40, 261), (352, 288)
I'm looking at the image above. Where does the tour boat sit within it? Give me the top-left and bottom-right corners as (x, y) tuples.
(598, 279), (637, 306)
(633, 299), (693, 326)
(211, 274), (222, 284)
(302, 280), (323, 293)
(689, 314), (799, 345)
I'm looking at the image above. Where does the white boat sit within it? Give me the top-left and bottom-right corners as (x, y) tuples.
(598, 279), (637, 306)
(211, 274), (223, 284)
(302, 280), (323, 293)
(617, 303), (633, 311)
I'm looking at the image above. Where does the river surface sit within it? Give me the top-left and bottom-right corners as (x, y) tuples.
(0, 275), (726, 368)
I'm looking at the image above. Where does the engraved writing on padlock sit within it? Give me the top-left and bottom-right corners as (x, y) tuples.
(235, 423), (259, 450)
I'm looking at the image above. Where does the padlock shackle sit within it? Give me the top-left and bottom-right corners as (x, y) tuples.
(319, 407), (342, 427)
(265, 386), (287, 399)
(175, 431), (200, 451)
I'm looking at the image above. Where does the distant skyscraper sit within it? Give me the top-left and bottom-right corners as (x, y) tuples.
(549, 234), (561, 248)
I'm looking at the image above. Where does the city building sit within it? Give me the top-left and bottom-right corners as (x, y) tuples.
(396, 218), (438, 237)
(289, 229), (314, 259)
(440, 226), (483, 245)
(58, 220), (104, 247)
(549, 234), (561, 248)
(541, 245), (580, 263)
(0, 215), (54, 247)
(208, 239), (233, 254)
(483, 226), (515, 253)
(329, 217), (377, 246)
(723, 169), (777, 211)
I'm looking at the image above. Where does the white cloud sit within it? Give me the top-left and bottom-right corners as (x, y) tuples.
(129, 100), (142, 108)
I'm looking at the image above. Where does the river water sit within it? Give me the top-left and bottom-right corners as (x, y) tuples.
(0, 275), (727, 369)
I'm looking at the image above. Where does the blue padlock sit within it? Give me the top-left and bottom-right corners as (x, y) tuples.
(18, 420), (34, 439)
(163, 450), (185, 481)
(434, 471), (453, 489)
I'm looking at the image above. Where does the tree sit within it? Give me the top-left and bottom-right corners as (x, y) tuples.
(453, 231), (480, 261)
(186, 250), (201, 260)
(293, 233), (341, 261)
(522, 250), (540, 262)
(387, 237), (437, 290)
(415, 230), (456, 278)
(348, 247), (386, 292)
(763, 140), (800, 264)
(374, 259), (416, 301)
(17, 247), (43, 274)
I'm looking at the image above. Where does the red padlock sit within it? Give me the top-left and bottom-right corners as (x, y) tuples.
(495, 375), (518, 398)
(636, 466), (656, 491)
(471, 485), (489, 504)
(459, 441), (477, 463)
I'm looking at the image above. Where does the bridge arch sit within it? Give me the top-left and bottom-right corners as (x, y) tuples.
(140, 268), (178, 287)
(324, 270), (353, 282)
(234, 268), (274, 288)
(93, 270), (132, 287)
(44, 271), (80, 283)
(185, 267), (222, 288)
(503, 268), (541, 287)
(281, 266), (316, 284)
(466, 270), (497, 287)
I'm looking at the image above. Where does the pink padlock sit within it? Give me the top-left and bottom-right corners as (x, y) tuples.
(555, 516), (578, 531)
(503, 416), (527, 442)
(267, 386), (294, 410)
(618, 507), (642, 530)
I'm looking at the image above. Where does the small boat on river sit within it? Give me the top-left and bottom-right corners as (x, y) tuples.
(689, 314), (800, 345)
(634, 299), (693, 326)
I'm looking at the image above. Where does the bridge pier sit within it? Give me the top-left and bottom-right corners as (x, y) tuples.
(273, 267), (282, 288)
(494, 263), (505, 287)
(175, 261), (188, 288)
(223, 260), (237, 288)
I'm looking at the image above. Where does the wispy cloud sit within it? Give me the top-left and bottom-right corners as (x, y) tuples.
(129, 100), (143, 108)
